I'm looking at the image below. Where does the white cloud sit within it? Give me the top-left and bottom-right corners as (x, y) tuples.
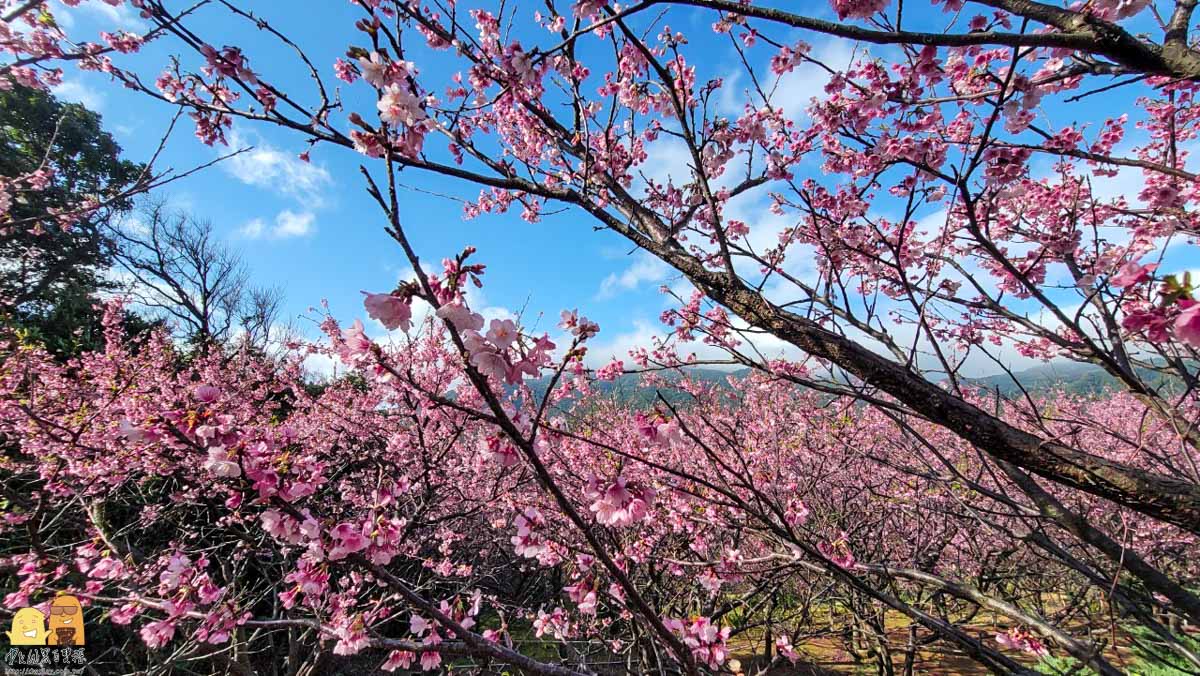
(302, 352), (339, 380)
(713, 38), (859, 119)
(275, 210), (315, 237)
(225, 129), (331, 209)
(598, 252), (671, 299)
(582, 306), (809, 370)
(51, 0), (147, 30)
(238, 210), (316, 239)
(51, 80), (105, 110)
(765, 39), (859, 121)
(114, 210), (150, 237)
(638, 136), (694, 191)
(238, 218), (266, 239)
(716, 69), (746, 116)
(583, 318), (663, 367)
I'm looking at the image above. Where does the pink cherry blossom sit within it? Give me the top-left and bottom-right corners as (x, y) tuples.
(830, 0), (890, 18)
(339, 319), (373, 361)
(996, 627), (1050, 657)
(420, 651), (442, 670)
(585, 475), (655, 527)
(435, 303), (484, 332)
(818, 533), (856, 569)
(363, 291), (413, 331)
(381, 650), (414, 671)
(327, 522), (371, 560)
(202, 448), (241, 478)
(140, 620), (176, 649)
(1174, 300), (1200, 347)
(1110, 261), (1158, 287)
(6, 4), (1200, 674)
(377, 84), (427, 126)
(485, 318), (518, 350)
(358, 51), (391, 87)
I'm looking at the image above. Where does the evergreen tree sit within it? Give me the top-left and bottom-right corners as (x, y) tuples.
(0, 85), (144, 354)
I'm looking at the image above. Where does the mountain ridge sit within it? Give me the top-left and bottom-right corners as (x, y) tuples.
(523, 360), (1152, 408)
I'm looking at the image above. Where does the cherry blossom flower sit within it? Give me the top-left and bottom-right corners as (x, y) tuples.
(830, 0), (890, 19)
(585, 475), (655, 527)
(420, 651), (442, 670)
(381, 650), (414, 672)
(202, 448), (241, 478)
(485, 318), (518, 350)
(327, 522), (371, 560)
(377, 84), (427, 126)
(140, 620), (176, 649)
(818, 533), (856, 568)
(436, 303), (484, 332)
(776, 636), (801, 663)
(339, 320), (374, 362)
(6, 6), (1200, 674)
(333, 58), (357, 83)
(1175, 300), (1200, 348)
(533, 607), (571, 639)
(664, 616), (731, 668)
(479, 436), (520, 467)
(996, 627), (1050, 657)
(363, 291), (412, 331)
(357, 52), (391, 88)
(1110, 261), (1157, 287)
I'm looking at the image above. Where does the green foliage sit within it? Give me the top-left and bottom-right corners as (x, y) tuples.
(1126, 624), (1200, 675)
(966, 361), (1189, 398)
(526, 367), (743, 410)
(1, 283), (159, 357)
(0, 85), (143, 355)
(1035, 654), (1097, 675)
(1034, 624), (1200, 676)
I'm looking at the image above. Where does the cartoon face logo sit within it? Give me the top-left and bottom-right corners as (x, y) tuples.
(46, 595), (85, 646)
(6, 608), (47, 645)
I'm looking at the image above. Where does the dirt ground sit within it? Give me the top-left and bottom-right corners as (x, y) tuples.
(725, 621), (1135, 675)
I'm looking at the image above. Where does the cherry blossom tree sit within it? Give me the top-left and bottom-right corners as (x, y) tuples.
(4, 0), (1200, 673)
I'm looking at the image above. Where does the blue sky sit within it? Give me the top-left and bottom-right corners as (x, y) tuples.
(51, 0), (727, 363)
(46, 0), (1198, 376)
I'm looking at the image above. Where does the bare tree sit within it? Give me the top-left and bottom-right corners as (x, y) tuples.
(112, 200), (282, 350)
(240, 284), (286, 349)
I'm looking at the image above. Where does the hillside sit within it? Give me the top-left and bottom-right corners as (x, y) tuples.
(528, 361), (1176, 409)
(963, 361), (1182, 397)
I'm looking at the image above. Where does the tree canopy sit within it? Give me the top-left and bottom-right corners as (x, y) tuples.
(0, 85), (143, 353)
(3, 0), (1200, 674)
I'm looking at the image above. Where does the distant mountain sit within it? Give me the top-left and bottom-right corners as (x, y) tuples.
(961, 361), (1182, 398)
(522, 361), (1178, 410)
(524, 366), (744, 408)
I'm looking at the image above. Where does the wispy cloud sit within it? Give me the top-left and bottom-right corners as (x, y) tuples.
(717, 38), (860, 120)
(582, 313), (802, 369)
(238, 210), (316, 240)
(51, 0), (148, 30)
(770, 39), (859, 120)
(637, 136), (694, 191)
(225, 129), (331, 209)
(52, 80), (105, 110)
(597, 252), (671, 299)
